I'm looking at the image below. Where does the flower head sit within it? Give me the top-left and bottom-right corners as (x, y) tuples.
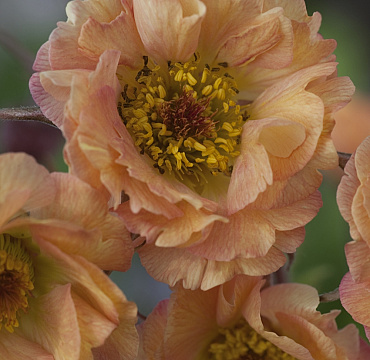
(0, 153), (138, 359)
(337, 136), (370, 342)
(138, 275), (363, 359)
(30, 0), (354, 289)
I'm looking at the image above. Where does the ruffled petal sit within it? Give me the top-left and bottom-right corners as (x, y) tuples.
(134, 0), (206, 62)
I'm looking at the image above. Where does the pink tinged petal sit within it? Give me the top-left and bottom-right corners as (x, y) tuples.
(344, 241), (370, 285)
(354, 136), (370, 181)
(352, 185), (370, 243)
(32, 41), (51, 72)
(0, 332), (53, 360)
(340, 273), (370, 344)
(0, 153), (55, 226)
(337, 152), (361, 239)
(78, 11), (145, 67)
(21, 284), (81, 360)
(48, 22), (98, 70)
(133, 0), (206, 62)
(359, 338), (370, 357)
(139, 299), (168, 360)
(29, 73), (67, 127)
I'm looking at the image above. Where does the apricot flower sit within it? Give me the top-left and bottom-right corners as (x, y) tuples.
(138, 275), (363, 359)
(0, 153), (137, 359)
(30, 0), (354, 289)
(338, 136), (370, 341)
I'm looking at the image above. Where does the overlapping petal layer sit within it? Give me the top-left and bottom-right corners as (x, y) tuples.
(338, 136), (370, 342)
(139, 275), (363, 359)
(30, 0), (354, 289)
(0, 153), (137, 359)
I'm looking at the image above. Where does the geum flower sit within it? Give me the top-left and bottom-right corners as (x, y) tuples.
(0, 153), (137, 360)
(138, 275), (365, 360)
(337, 136), (370, 342)
(30, 0), (354, 290)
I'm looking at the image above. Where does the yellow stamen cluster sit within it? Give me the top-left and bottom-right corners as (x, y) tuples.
(208, 318), (297, 360)
(118, 54), (249, 191)
(0, 233), (34, 333)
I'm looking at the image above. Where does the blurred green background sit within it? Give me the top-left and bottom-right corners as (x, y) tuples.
(0, 0), (369, 339)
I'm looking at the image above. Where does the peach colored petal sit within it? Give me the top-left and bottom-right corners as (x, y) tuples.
(34, 238), (139, 356)
(217, 276), (264, 327)
(239, 20), (337, 98)
(337, 153), (360, 238)
(0, 153), (55, 226)
(163, 286), (220, 360)
(332, 95), (370, 153)
(189, 210), (275, 260)
(48, 22), (98, 71)
(30, 172), (133, 271)
(21, 284), (81, 360)
(259, 283), (359, 359)
(0, 332), (53, 360)
(344, 241), (370, 285)
(340, 272), (370, 342)
(227, 121), (273, 214)
(274, 227), (306, 253)
(133, 0), (206, 62)
(117, 200), (226, 247)
(217, 8), (293, 69)
(249, 64), (334, 180)
(139, 242), (286, 290)
(258, 120), (306, 158)
(78, 11), (145, 67)
(352, 184), (370, 243)
(263, 0), (308, 21)
(138, 299), (168, 360)
(199, 0), (264, 62)
(355, 136), (370, 182)
(69, 292), (119, 358)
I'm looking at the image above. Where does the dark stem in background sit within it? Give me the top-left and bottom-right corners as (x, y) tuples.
(338, 152), (352, 170)
(0, 106), (56, 128)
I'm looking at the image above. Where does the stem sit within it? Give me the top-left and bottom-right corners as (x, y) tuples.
(319, 288), (340, 303)
(0, 106), (56, 128)
(338, 152), (352, 170)
(138, 311), (147, 321)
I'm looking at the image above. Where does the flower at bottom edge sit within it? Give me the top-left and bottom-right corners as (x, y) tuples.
(138, 275), (364, 360)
